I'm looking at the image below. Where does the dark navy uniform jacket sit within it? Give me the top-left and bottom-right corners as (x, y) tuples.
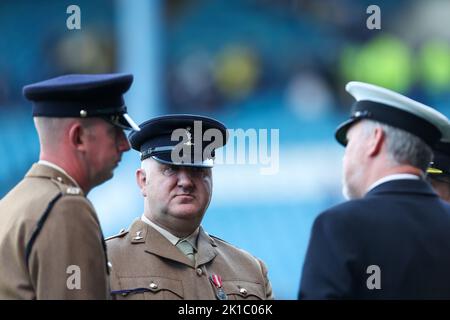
(299, 179), (450, 299)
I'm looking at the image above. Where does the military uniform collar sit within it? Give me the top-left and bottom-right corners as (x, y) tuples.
(26, 163), (84, 195)
(128, 219), (216, 268)
(37, 160), (81, 188)
(366, 173), (420, 194)
(140, 214), (199, 249)
(366, 178), (436, 197)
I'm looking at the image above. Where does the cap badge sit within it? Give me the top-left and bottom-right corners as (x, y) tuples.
(133, 231), (143, 241)
(184, 127), (195, 146)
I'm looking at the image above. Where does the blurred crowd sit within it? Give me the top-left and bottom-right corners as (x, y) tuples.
(1, 0), (450, 298)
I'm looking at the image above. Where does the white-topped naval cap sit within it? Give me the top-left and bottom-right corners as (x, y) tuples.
(335, 81), (450, 146)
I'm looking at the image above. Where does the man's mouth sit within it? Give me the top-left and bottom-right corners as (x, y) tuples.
(176, 194), (194, 197)
(174, 194), (195, 201)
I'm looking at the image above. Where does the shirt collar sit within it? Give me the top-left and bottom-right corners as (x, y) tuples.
(366, 173), (420, 194)
(38, 160), (80, 188)
(141, 214), (199, 249)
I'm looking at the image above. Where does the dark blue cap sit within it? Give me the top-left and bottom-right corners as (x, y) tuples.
(428, 141), (450, 176)
(129, 114), (228, 168)
(23, 73), (140, 131)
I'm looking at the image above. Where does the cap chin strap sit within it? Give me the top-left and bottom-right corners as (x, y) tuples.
(140, 145), (215, 167)
(104, 113), (140, 131)
(140, 146), (174, 161)
(122, 113), (141, 131)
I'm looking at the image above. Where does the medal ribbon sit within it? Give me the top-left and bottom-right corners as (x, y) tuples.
(210, 274), (223, 288)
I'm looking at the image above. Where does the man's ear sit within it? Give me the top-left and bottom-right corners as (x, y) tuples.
(68, 121), (88, 151)
(367, 126), (384, 157)
(136, 168), (148, 197)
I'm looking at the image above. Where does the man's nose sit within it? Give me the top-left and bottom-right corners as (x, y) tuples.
(117, 130), (131, 152)
(177, 169), (195, 190)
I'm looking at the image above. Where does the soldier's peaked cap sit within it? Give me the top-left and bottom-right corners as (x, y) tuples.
(129, 114), (228, 168)
(23, 73), (140, 131)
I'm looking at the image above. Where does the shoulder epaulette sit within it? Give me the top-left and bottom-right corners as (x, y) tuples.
(105, 228), (129, 241)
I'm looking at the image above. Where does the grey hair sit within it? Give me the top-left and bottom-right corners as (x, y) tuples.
(141, 158), (153, 178)
(361, 119), (433, 172)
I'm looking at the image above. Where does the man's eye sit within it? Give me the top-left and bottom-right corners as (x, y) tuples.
(191, 167), (204, 175)
(163, 166), (177, 176)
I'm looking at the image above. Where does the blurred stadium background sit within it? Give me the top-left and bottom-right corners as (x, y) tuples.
(1, 0), (450, 299)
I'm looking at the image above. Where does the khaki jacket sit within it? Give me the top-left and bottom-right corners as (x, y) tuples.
(0, 164), (109, 299)
(106, 219), (274, 300)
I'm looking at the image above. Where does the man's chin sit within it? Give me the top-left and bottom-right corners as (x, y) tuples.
(170, 204), (203, 218)
(342, 186), (350, 200)
(93, 171), (114, 188)
(342, 184), (363, 200)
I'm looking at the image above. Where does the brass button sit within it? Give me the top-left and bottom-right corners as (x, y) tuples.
(149, 282), (158, 289)
(66, 187), (80, 195)
(196, 268), (203, 276)
(239, 287), (248, 295)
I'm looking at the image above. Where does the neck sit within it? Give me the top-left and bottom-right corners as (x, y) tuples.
(363, 164), (423, 193)
(40, 151), (92, 194)
(144, 211), (199, 238)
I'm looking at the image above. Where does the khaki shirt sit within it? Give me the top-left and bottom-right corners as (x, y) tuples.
(106, 219), (274, 300)
(0, 163), (109, 299)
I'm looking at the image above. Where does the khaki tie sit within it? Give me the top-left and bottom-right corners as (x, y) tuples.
(176, 239), (196, 262)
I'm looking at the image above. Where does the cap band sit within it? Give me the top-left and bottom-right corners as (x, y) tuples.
(141, 146), (175, 161)
(350, 100), (441, 146)
(32, 98), (126, 117)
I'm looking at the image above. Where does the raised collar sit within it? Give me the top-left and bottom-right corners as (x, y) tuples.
(366, 178), (436, 197)
(366, 173), (420, 194)
(26, 163), (84, 195)
(37, 160), (81, 188)
(127, 219), (216, 268)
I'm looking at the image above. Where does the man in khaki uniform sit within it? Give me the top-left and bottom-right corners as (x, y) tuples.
(107, 114), (274, 300)
(0, 73), (139, 299)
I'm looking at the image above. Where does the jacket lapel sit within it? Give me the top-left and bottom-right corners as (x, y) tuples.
(195, 227), (217, 266)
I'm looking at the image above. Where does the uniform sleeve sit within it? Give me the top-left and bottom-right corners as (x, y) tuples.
(257, 258), (274, 300)
(298, 211), (355, 300)
(28, 196), (109, 299)
(105, 240), (120, 300)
